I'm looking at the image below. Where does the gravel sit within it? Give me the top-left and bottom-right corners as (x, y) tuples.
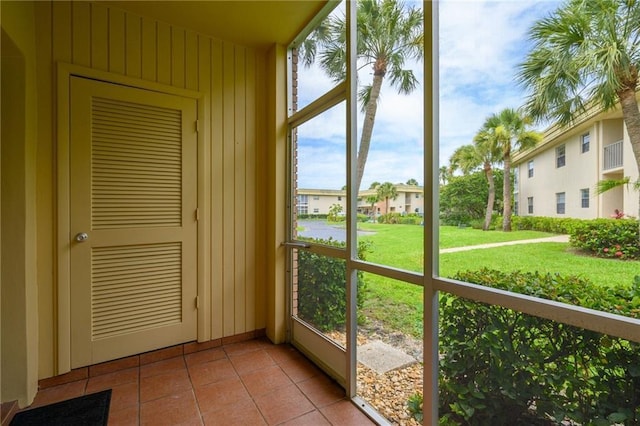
(325, 322), (424, 425)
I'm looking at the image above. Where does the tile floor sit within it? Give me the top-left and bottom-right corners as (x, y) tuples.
(19, 339), (376, 425)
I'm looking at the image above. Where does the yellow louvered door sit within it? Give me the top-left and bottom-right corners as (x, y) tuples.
(69, 76), (198, 368)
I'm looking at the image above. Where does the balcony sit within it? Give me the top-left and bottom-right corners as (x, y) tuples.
(603, 140), (623, 170)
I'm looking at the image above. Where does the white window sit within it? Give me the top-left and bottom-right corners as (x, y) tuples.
(581, 133), (590, 153)
(581, 188), (589, 208)
(528, 160), (534, 177)
(556, 192), (566, 214)
(556, 145), (566, 168)
(527, 196), (534, 214)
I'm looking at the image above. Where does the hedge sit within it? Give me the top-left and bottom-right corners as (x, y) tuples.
(296, 238), (370, 330)
(570, 219), (640, 260)
(437, 269), (640, 425)
(377, 212), (423, 225)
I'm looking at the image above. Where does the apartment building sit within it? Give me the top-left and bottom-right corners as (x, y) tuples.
(513, 95), (640, 219)
(297, 184), (424, 216)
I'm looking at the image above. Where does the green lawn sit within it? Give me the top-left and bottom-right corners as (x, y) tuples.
(358, 223), (554, 249)
(356, 223), (639, 339)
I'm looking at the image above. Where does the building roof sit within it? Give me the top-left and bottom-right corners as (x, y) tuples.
(513, 90), (640, 164)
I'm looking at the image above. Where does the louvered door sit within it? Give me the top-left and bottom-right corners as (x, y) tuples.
(69, 76), (198, 367)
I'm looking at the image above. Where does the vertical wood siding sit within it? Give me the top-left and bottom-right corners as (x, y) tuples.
(50, 1), (263, 342)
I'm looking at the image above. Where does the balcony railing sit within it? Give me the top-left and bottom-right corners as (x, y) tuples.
(603, 140), (623, 170)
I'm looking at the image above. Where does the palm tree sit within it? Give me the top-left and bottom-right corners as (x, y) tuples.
(438, 166), (452, 186)
(481, 108), (542, 231)
(450, 132), (502, 231)
(300, 0), (423, 193)
(376, 182), (398, 215)
(517, 0), (640, 221)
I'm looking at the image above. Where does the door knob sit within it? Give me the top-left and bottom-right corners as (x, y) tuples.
(75, 232), (89, 242)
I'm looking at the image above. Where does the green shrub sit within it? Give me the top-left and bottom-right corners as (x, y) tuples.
(377, 212), (423, 225)
(495, 215), (583, 234)
(569, 219), (640, 259)
(438, 269), (640, 425)
(357, 213), (370, 222)
(297, 214), (328, 220)
(296, 238), (370, 331)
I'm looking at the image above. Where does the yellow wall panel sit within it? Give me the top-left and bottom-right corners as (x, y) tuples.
(71, 2), (90, 67)
(52, 2), (72, 63)
(245, 51), (257, 331)
(108, 8), (125, 74)
(234, 46), (247, 334)
(156, 22), (171, 85)
(171, 28), (185, 88)
(90, 3), (108, 71)
(222, 42), (236, 337)
(254, 51), (268, 330)
(125, 14), (142, 78)
(141, 17), (156, 81)
(36, 2), (269, 378)
(209, 38), (224, 338)
(185, 32), (198, 91)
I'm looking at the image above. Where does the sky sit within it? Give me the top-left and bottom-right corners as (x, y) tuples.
(296, 0), (562, 190)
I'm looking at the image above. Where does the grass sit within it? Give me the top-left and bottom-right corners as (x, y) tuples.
(356, 223), (639, 339)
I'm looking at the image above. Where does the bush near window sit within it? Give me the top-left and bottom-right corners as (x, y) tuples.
(569, 219), (640, 260)
(377, 212), (423, 225)
(296, 238), (370, 331)
(437, 269), (640, 426)
(297, 213), (328, 220)
(495, 215), (583, 234)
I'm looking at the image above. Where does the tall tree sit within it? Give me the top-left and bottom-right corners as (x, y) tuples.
(439, 166), (452, 186)
(406, 178), (419, 185)
(300, 0), (423, 192)
(376, 182), (398, 214)
(481, 109), (542, 231)
(517, 0), (640, 220)
(450, 131), (502, 230)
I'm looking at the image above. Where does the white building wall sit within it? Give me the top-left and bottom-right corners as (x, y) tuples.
(515, 111), (640, 220)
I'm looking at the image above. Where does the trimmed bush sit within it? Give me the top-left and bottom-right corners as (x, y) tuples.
(297, 214), (328, 220)
(377, 212), (423, 225)
(296, 238), (370, 331)
(494, 215), (583, 234)
(570, 219), (640, 259)
(438, 269), (640, 425)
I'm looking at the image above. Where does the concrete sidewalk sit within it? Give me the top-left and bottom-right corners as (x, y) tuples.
(440, 234), (569, 253)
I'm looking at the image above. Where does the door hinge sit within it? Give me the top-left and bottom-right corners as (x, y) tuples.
(195, 296), (200, 309)
(195, 208), (200, 221)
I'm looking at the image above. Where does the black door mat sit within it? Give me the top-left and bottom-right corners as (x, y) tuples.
(10, 389), (111, 426)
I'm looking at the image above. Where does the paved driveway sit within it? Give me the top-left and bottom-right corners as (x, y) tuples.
(297, 220), (375, 242)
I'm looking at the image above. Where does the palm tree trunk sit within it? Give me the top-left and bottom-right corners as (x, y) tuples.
(356, 73), (385, 192)
(617, 87), (640, 242)
(502, 152), (512, 232)
(483, 164), (495, 231)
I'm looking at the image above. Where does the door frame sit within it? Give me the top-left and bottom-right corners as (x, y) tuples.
(56, 63), (208, 375)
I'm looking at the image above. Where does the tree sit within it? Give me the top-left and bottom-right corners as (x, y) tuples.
(406, 178), (419, 185)
(328, 203), (344, 222)
(439, 166), (452, 186)
(439, 171), (505, 226)
(450, 130), (502, 230)
(376, 182), (398, 214)
(300, 0), (423, 193)
(517, 0), (640, 222)
(481, 109), (542, 231)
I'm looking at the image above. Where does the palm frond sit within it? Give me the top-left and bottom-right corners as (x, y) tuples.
(595, 177), (632, 194)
